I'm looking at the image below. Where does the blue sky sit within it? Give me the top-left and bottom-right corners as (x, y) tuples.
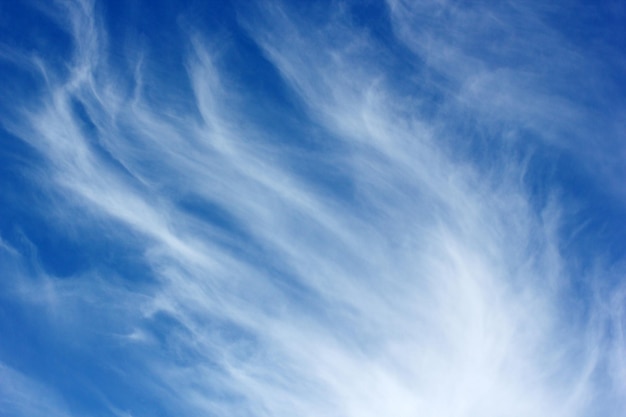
(1, 0), (625, 416)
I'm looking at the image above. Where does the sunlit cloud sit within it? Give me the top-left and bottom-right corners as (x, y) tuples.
(0, 0), (624, 416)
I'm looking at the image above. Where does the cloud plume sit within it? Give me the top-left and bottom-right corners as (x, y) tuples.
(0, 0), (625, 416)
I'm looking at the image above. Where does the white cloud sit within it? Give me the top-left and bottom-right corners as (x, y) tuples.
(2, 0), (625, 416)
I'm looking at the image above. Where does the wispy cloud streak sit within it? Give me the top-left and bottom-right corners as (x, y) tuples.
(0, 0), (625, 416)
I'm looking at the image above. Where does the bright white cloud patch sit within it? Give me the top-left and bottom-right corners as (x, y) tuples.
(0, 0), (625, 416)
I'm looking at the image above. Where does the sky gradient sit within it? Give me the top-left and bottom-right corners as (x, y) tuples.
(1, 0), (625, 416)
